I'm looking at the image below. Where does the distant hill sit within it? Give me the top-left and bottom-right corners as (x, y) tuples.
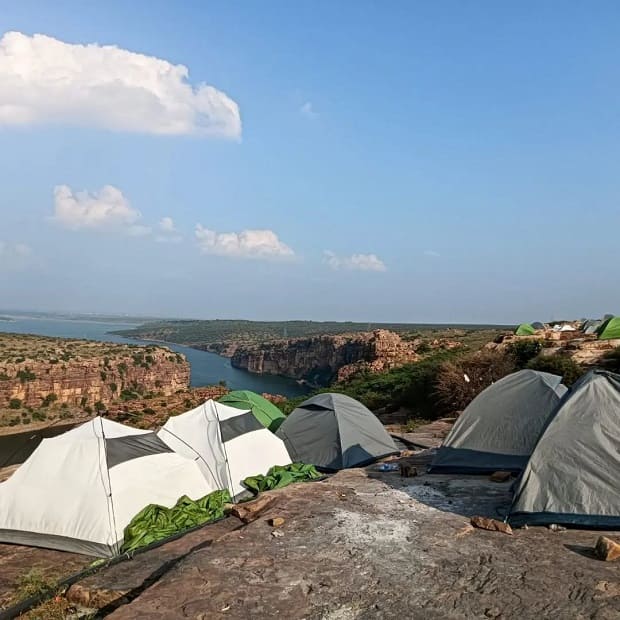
(114, 319), (513, 348)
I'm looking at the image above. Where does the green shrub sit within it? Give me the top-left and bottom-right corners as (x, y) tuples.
(434, 349), (517, 414)
(17, 369), (36, 383)
(0, 372), (10, 381)
(94, 401), (106, 412)
(527, 354), (584, 386)
(32, 410), (47, 421)
(109, 382), (118, 393)
(415, 341), (432, 354)
(603, 347), (620, 373)
(80, 396), (88, 408)
(9, 398), (22, 409)
(100, 371), (107, 381)
(508, 340), (543, 368)
(41, 393), (58, 407)
(143, 407), (156, 415)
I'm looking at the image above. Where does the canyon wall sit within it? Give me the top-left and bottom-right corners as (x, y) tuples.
(230, 329), (426, 386)
(0, 334), (189, 409)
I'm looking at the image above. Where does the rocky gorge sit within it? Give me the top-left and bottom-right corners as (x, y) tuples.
(0, 333), (189, 412)
(228, 329), (460, 386)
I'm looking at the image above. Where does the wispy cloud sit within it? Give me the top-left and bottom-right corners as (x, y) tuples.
(323, 251), (386, 272)
(0, 31), (241, 138)
(156, 217), (182, 243)
(300, 101), (318, 120)
(52, 185), (150, 236)
(423, 250), (441, 257)
(195, 225), (295, 260)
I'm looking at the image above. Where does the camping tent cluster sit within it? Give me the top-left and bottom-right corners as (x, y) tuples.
(429, 369), (620, 529)
(0, 391), (396, 557)
(514, 315), (620, 340)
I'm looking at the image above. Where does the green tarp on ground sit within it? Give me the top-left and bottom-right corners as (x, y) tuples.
(121, 489), (231, 554)
(219, 390), (286, 432)
(597, 316), (620, 340)
(243, 463), (322, 495)
(515, 323), (536, 336)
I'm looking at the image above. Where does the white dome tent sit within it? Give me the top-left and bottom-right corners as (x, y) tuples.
(158, 399), (292, 498)
(0, 418), (211, 557)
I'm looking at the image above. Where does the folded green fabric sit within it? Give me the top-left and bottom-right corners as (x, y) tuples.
(121, 489), (231, 554)
(243, 462), (322, 495)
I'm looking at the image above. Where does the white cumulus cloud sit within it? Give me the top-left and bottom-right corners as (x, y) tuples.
(0, 241), (32, 271)
(195, 225), (294, 260)
(424, 250), (440, 257)
(0, 31), (241, 138)
(324, 250), (386, 272)
(156, 217), (182, 243)
(52, 184), (150, 235)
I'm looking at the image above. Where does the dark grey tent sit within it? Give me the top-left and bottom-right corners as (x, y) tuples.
(428, 370), (567, 474)
(531, 321), (545, 330)
(276, 393), (398, 471)
(508, 370), (620, 528)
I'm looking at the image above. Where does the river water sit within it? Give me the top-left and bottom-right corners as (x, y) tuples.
(0, 316), (308, 398)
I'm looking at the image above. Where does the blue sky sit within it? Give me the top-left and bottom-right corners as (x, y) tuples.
(0, 1), (618, 323)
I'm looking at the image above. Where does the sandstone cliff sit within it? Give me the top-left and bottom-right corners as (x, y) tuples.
(229, 329), (455, 386)
(0, 333), (189, 410)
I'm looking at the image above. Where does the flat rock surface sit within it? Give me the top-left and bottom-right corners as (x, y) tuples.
(101, 468), (620, 620)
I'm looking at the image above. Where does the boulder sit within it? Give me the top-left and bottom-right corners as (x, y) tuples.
(489, 471), (511, 483)
(231, 496), (277, 524)
(470, 516), (513, 535)
(594, 536), (620, 561)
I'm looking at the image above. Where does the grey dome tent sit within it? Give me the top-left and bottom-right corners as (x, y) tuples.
(531, 321), (545, 330)
(508, 370), (620, 528)
(276, 393), (398, 471)
(429, 370), (567, 474)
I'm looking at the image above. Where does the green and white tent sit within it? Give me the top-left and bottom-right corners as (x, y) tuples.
(218, 390), (286, 432)
(276, 393), (398, 471)
(597, 316), (620, 340)
(428, 370), (567, 474)
(509, 370), (620, 528)
(515, 323), (536, 336)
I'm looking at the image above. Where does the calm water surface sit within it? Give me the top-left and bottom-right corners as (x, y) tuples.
(0, 316), (308, 398)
